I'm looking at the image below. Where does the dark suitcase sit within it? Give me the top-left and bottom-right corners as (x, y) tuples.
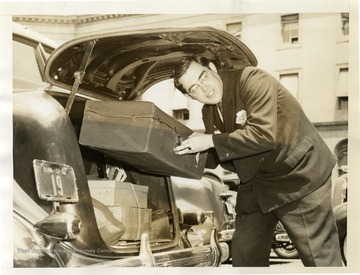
(79, 101), (207, 179)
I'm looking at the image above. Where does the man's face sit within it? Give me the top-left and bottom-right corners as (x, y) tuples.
(177, 61), (223, 104)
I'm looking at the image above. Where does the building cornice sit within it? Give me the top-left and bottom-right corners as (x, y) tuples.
(13, 14), (140, 25)
(313, 121), (348, 131)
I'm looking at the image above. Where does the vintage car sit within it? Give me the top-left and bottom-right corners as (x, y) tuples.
(171, 171), (237, 262)
(13, 22), (59, 90)
(12, 22), (257, 267)
(332, 166), (348, 265)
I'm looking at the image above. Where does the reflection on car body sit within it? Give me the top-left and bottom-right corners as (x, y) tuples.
(171, 171), (237, 263)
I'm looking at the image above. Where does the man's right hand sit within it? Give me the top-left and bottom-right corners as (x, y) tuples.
(173, 133), (214, 155)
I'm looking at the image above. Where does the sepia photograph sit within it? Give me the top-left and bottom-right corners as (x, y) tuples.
(1, 1), (359, 274)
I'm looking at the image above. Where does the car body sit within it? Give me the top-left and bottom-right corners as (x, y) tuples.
(272, 221), (299, 259)
(13, 23), (257, 267)
(213, 168), (241, 192)
(332, 169), (348, 265)
(13, 22), (58, 91)
(171, 172), (237, 262)
(334, 201), (347, 265)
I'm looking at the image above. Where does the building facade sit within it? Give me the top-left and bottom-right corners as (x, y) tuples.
(13, 13), (349, 174)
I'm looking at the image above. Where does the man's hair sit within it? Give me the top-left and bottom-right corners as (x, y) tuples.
(173, 56), (210, 94)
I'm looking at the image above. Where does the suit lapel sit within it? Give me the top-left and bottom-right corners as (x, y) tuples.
(219, 70), (240, 133)
(203, 68), (246, 134)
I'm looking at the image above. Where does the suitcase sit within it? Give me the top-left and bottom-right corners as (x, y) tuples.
(79, 101), (207, 179)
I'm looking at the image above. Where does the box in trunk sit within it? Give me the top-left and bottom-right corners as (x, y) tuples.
(79, 101), (207, 179)
(88, 180), (148, 208)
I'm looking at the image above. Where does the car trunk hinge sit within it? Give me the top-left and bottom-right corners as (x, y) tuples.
(65, 39), (97, 115)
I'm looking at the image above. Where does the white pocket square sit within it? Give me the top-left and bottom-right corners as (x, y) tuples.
(236, 110), (247, 126)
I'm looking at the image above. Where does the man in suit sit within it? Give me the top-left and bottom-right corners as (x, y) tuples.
(173, 56), (343, 266)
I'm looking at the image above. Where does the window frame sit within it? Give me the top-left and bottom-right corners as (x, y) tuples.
(277, 69), (301, 100)
(278, 13), (301, 50)
(335, 64), (349, 112)
(338, 12), (350, 43)
(336, 64), (349, 98)
(172, 108), (190, 121)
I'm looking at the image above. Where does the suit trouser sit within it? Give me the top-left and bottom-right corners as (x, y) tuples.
(231, 176), (343, 266)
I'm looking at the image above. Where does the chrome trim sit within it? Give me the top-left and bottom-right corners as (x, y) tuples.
(219, 228), (235, 242)
(92, 230), (229, 267)
(139, 233), (155, 266)
(34, 212), (82, 240)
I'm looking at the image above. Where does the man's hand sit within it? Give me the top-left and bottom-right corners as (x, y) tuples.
(174, 133), (214, 155)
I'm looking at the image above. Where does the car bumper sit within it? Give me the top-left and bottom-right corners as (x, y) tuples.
(92, 230), (229, 267)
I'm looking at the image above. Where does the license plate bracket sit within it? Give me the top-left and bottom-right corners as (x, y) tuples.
(33, 159), (78, 203)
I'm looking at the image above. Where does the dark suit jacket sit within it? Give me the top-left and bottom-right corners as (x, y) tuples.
(202, 67), (336, 213)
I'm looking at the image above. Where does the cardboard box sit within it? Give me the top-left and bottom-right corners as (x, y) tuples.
(79, 101), (207, 179)
(88, 180), (148, 208)
(108, 205), (152, 241)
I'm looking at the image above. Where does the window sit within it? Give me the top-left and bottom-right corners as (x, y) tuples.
(279, 73), (299, 98)
(173, 109), (189, 121)
(337, 67), (348, 97)
(341, 13), (349, 37)
(281, 14), (299, 44)
(337, 96), (348, 111)
(337, 67), (348, 110)
(13, 40), (46, 89)
(226, 22), (242, 40)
